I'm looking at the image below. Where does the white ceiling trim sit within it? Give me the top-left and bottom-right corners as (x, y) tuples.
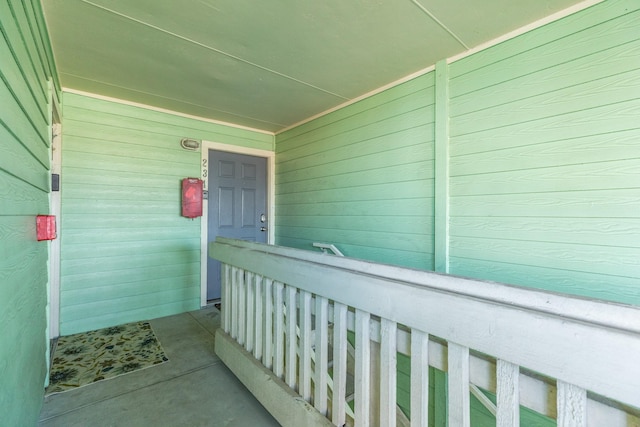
(78, 0), (350, 101)
(410, 0), (469, 50)
(276, 0), (605, 135)
(63, 87), (276, 135)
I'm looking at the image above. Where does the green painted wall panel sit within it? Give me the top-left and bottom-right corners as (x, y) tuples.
(63, 95), (273, 150)
(5, 1), (49, 99)
(274, 73), (437, 423)
(450, 39), (640, 120)
(0, 1), (48, 105)
(60, 300), (199, 336)
(59, 92), (272, 335)
(445, 0), (640, 306)
(0, 75), (48, 157)
(0, 125), (48, 191)
(0, 29), (47, 126)
(277, 74), (434, 146)
(0, 169), (49, 215)
(448, 0), (637, 81)
(0, 0), (58, 424)
(63, 275), (199, 305)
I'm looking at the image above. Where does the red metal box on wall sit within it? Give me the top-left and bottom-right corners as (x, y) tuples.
(36, 215), (57, 241)
(181, 178), (203, 218)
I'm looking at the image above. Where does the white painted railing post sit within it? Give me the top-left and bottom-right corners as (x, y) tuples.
(332, 302), (348, 427)
(355, 309), (371, 427)
(237, 268), (246, 346)
(253, 274), (263, 360)
(300, 291), (313, 402)
(263, 278), (273, 369)
(314, 295), (329, 415)
(380, 318), (397, 427)
(230, 266), (239, 340)
(253, 274), (264, 360)
(221, 263), (231, 333)
(273, 281), (284, 378)
(411, 329), (429, 427)
(285, 285), (297, 390)
(557, 381), (587, 427)
(246, 272), (255, 353)
(448, 341), (470, 427)
(497, 360), (519, 427)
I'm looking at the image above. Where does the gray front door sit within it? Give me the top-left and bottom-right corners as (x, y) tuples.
(207, 150), (267, 301)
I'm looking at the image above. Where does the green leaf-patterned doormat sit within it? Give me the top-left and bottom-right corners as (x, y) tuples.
(46, 321), (168, 395)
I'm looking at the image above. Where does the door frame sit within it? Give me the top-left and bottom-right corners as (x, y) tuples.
(200, 141), (275, 306)
(49, 80), (62, 341)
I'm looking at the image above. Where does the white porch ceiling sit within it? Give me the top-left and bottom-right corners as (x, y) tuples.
(42, 0), (592, 133)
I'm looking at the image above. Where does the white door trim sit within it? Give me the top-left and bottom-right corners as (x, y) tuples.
(199, 141), (275, 306)
(50, 124), (62, 338)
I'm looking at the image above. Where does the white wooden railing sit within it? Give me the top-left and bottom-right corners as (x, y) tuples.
(210, 238), (640, 427)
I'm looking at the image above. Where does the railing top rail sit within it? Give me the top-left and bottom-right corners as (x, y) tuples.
(211, 238), (640, 409)
(213, 237), (640, 334)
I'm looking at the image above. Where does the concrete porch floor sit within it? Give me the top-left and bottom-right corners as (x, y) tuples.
(39, 305), (280, 427)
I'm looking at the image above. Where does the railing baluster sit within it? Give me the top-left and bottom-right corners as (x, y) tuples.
(411, 329), (429, 427)
(263, 278), (273, 369)
(273, 281), (285, 378)
(557, 381), (587, 427)
(448, 341), (470, 427)
(230, 266), (239, 340)
(285, 285), (297, 390)
(300, 290), (313, 402)
(497, 360), (519, 427)
(221, 263), (230, 333)
(254, 274), (263, 360)
(332, 302), (348, 427)
(237, 269), (246, 346)
(355, 309), (371, 427)
(380, 318), (397, 427)
(314, 295), (329, 415)
(245, 272), (255, 352)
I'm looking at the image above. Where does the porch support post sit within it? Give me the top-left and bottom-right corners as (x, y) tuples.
(434, 59), (450, 274)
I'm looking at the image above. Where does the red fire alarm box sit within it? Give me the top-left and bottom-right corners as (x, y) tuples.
(182, 178), (203, 218)
(36, 215), (57, 241)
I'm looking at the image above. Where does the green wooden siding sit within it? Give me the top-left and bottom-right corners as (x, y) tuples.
(59, 92), (273, 335)
(0, 0), (58, 424)
(447, 0), (640, 305)
(276, 73), (436, 270)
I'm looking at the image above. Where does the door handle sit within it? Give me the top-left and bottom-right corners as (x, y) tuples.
(260, 227), (267, 232)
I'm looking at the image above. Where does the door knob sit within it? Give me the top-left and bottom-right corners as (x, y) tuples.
(260, 227), (267, 232)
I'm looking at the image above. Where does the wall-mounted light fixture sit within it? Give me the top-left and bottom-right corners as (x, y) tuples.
(180, 138), (200, 151)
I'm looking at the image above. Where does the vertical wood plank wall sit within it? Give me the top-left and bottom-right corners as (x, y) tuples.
(59, 93), (273, 335)
(0, 1), (58, 424)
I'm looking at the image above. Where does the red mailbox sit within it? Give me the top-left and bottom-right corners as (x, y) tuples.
(36, 215), (57, 241)
(181, 178), (203, 218)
